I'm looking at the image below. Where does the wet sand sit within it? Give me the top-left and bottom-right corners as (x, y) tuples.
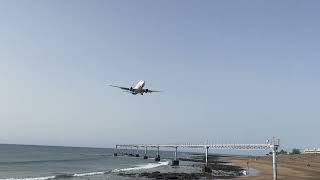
(220, 154), (320, 180)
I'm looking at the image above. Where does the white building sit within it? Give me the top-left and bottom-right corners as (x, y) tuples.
(304, 148), (320, 154)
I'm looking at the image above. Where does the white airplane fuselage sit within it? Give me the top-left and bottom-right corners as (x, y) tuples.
(131, 80), (145, 95)
(134, 80), (145, 90)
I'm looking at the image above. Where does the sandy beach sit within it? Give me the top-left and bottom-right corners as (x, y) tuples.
(220, 154), (320, 179)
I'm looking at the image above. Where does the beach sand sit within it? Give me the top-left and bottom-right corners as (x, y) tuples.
(219, 154), (320, 179)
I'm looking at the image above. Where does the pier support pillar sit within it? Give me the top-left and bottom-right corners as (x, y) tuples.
(155, 155), (160, 161)
(135, 146), (140, 157)
(114, 145), (118, 156)
(272, 146), (278, 180)
(205, 146), (209, 166)
(143, 146), (148, 159)
(270, 137), (279, 180)
(171, 146), (179, 166)
(129, 147), (134, 156)
(155, 146), (160, 161)
(202, 146), (211, 172)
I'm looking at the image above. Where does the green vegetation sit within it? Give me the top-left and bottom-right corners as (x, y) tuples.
(278, 149), (288, 155)
(266, 149), (300, 156)
(290, 148), (301, 155)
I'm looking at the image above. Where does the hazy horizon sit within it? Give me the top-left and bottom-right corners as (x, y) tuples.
(1, 1), (320, 150)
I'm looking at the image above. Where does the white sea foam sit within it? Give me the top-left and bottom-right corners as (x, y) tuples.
(0, 176), (56, 180)
(112, 161), (169, 172)
(73, 171), (105, 177)
(0, 161), (169, 180)
(0, 172), (105, 180)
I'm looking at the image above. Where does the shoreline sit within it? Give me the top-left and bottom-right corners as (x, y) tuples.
(116, 153), (320, 179)
(117, 154), (247, 179)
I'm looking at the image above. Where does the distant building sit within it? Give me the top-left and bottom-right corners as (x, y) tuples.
(304, 148), (320, 154)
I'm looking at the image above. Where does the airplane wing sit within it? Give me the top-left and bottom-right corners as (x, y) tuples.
(143, 89), (161, 93)
(109, 85), (130, 91)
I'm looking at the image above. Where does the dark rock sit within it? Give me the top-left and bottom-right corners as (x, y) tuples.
(171, 160), (179, 166)
(116, 154), (245, 179)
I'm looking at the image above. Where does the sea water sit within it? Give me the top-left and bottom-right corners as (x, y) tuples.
(0, 144), (191, 180)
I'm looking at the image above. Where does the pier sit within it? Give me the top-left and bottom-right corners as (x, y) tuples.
(114, 138), (280, 180)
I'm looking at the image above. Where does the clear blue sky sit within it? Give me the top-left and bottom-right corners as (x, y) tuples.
(0, 1), (319, 150)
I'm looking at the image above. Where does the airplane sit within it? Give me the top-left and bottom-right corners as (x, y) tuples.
(109, 80), (161, 95)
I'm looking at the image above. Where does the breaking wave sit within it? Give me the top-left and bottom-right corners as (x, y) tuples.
(0, 172), (107, 180)
(112, 161), (169, 172)
(0, 161), (169, 180)
(0, 176), (56, 180)
(73, 171), (105, 177)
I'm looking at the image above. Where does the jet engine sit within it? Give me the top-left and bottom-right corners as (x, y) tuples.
(145, 89), (149, 93)
(129, 87), (133, 91)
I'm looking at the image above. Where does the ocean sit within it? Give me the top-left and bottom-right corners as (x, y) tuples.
(0, 144), (198, 180)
